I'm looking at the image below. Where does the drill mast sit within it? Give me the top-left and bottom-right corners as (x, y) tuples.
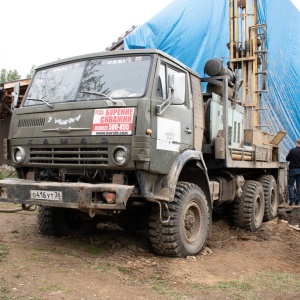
(229, 0), (268, 130)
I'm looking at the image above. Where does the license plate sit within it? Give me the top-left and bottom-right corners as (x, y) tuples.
(30, 190), (63, 201)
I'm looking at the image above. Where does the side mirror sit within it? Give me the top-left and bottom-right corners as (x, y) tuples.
(155, 72), (186, 115)
(168, 73), (185, 104)
(11, 82), (20, 109)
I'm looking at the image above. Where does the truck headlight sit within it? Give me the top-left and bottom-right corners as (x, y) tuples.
(113, 146), (130, 166)
(13, 147), (25, 164)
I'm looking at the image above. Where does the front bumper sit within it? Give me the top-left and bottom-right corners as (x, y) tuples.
(0, 178), (134, 210)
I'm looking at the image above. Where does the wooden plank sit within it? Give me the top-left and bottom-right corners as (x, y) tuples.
(3, 79), (30, 89)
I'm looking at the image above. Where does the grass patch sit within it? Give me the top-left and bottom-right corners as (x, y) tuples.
(117, 266), (128, 274)
(191, 271), (300, 300)
(0, 277), (10, 300)
(0, 245), (8, 262)
(33, 247), (44, 251)
(191, 283), (202, 289)
(213, 280), (252, 291)
(96, 265), (109, 272)
(87, 245), (104, 255)
(149, 278), (188, 300)
(28, 253), (39, 261)
(0, 289), (10, 300)
(0, 286), (9, 295)
(255, 271), (300, 293)
(39, 284), (70, 292)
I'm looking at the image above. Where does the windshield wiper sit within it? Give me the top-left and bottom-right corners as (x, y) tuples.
(79, 90), (117, 104)
(27, 97), (54, 109)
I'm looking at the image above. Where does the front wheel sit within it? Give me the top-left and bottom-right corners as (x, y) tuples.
(233, 180), (265, 231)
(38, 206), (96, 236)
(148, 182), (210, 257)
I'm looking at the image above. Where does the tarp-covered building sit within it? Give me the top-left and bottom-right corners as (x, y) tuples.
(125, 0), (300, 160)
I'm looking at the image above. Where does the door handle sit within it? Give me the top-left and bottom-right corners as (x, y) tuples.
(184, 128), (192, 134)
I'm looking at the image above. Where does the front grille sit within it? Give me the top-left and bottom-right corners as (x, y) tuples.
(29, 147), (108, 166)
(18, 118), (45, 127)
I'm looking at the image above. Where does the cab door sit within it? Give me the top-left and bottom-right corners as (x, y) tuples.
(149, 60), (193, 174)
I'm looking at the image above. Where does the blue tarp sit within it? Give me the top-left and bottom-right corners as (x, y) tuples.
(125, 0), (300, 160)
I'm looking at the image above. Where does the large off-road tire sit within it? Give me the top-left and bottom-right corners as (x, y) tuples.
(233, 180), (265, 231)
(148, 182), (209, 257)
(38, 206), (96, 236)
(258, 175), (279, 221)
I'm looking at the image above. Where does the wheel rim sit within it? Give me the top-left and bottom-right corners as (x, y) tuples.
(183, 201), (202, 244)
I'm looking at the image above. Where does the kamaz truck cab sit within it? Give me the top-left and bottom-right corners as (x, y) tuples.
(1, 49), (212, 257)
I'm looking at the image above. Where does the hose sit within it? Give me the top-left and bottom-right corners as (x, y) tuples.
(0, 207), (23, 213)
(0, 204), (36, 213)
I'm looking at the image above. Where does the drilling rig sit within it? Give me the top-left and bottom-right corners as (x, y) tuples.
(0, 0), (287, 257)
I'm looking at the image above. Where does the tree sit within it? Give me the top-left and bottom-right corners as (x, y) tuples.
(0, 69), (21, 82)
(26, 65), (36, 79)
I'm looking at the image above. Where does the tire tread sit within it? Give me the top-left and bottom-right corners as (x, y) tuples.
(149, 182), (209, 257)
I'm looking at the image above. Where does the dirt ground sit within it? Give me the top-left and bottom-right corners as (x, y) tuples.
(1, 203), (300, 300)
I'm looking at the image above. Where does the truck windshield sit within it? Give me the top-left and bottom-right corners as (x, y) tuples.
(24, 55), (151, 106)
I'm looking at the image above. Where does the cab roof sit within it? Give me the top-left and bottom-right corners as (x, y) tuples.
(36, 49), (200, 78)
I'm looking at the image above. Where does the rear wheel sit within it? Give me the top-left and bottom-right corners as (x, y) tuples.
(233, 180), (265, 231)
(38, 206), (96, 236)
(258, 175), (278, 221)
(148, 182), (209, 257)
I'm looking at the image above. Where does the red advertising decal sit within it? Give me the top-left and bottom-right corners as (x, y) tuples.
(92, 108), (134, 135)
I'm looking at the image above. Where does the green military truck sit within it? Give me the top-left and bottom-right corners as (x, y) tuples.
(0, 49), (286, 257)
